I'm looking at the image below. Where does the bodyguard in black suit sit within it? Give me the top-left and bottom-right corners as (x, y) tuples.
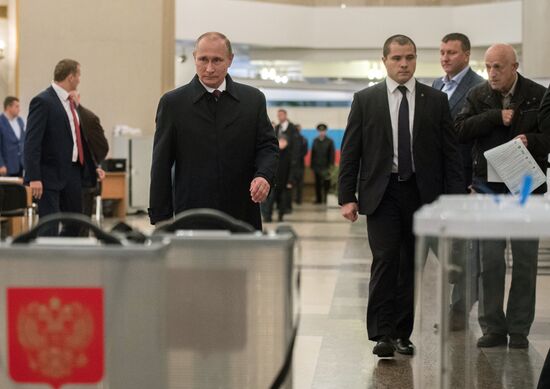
(339, 35), (464, 358)
(24, 59), (97, 235)
(433, 33), (485, 331)
(149, 32), (278, 230)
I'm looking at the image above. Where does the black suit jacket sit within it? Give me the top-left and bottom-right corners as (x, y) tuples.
(77, 104), (109, 190)
(432, 68), (485, 119)
(149, 75), (279, 229)
(338, 80), (464, 215)
(24, 86), (95, 190)
(275, 121), (301, 184)
(78, 104), (109, 164)
(540, 84), (550, 144)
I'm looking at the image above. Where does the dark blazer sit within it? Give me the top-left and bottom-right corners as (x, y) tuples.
(433, 68), (485, 188)
(0, 113), (25, 175)
(338, 80), (464, 215)
(275, 121), (301, 184)
(311, 137), (335, 175)
(77, 104), (109, 164)
(432, 68), (485, 119)
(77, 104), (109, 190)
(538, 84), (550, 145)
(149, 75), (279, 229)
(24, 86), (96, 190)
(298, 134), (307, 170)
(455, 74), (549, 186)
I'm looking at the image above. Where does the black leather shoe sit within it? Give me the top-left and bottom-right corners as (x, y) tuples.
(395, 338), (415, 356)
(509, 334), (529, 349)
(477, 333), (507, 348)
(373, 336), (395, 358)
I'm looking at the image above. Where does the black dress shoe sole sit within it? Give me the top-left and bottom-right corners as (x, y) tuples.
(509, 343), (529, 349)
(395, 347), (415, 356)
(395, 348), (414, 355)
(509, 341), (529, 349)
(373, 344), (395, 358)
(477, 336), (507, 348)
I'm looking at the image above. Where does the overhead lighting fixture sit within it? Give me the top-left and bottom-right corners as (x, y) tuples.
(340, 3), (347, 9)
(259, 67), (289, 84)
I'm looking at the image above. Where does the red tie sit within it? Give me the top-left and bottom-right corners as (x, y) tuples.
(69, 98), (84, 165)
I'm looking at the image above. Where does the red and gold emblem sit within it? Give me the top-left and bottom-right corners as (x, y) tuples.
(8, 288), (104, 389)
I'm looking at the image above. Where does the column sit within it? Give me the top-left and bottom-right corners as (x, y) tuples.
(16, 0), (175, 136)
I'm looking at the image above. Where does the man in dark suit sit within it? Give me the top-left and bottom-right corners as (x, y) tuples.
(433, 33), (485, 331)
(456, 44), (549, 349)
(149, 32), (278, 230)
(433, 33), (485, 190)
(311, 123), (335, 204)
(274, 109), (300, 212)
(24, 59), (98, 235)
(0, 96), (25, 177)
(339, 35), (464, 358)
(69, 91), (109, 218)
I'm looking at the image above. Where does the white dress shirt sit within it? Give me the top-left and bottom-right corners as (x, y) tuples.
(440, 65), (470, 99)
(279, 120), (289, 133)
(51, 82), (79, 162)
(386, 77), (416, 173)
(199, 78), (226, 94)
(7, 116), (22, 140)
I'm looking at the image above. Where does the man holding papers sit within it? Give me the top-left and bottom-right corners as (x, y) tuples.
(456, 43), (549, 349)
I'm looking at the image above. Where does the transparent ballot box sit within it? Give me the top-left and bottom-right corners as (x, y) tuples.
(153, 211), (297, 389)
(0, 216), (168, 389)
(414, 195), (550, 388)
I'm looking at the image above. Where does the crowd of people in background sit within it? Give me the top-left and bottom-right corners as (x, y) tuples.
(261, 109), (336, 222)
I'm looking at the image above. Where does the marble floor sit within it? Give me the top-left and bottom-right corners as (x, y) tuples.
(120, 202), (550, 389)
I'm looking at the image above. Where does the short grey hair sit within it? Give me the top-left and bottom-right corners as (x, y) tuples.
(193, 32), (233, 56)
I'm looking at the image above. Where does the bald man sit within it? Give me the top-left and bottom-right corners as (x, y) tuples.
(456, 44), (550, 349)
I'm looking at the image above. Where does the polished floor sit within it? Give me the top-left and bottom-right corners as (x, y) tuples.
(123, 200), (550, 389)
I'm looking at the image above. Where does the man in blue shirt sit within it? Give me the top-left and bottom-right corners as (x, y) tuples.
(0, 96), (25, 177)
(433, 33), (484, 332)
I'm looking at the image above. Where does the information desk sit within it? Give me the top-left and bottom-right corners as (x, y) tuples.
(101, 172), (127, 220)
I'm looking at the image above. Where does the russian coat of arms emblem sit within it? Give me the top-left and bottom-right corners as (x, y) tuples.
(7, 288), (104, 389)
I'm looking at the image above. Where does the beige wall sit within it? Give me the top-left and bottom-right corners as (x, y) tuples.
(17, 0), (174, 144)
(523, 0), (550, 79)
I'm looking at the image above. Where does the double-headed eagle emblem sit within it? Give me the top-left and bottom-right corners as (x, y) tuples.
(16, 296), (94, 379)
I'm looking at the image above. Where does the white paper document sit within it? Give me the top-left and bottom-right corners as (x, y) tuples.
(483, 138), (546, 194)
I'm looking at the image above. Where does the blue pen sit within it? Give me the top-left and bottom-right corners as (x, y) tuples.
(519, 174), (533, 206)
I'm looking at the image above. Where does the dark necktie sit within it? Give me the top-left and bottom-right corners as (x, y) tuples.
(397, 85), (412, 180)
(212, 89), (221, 102)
